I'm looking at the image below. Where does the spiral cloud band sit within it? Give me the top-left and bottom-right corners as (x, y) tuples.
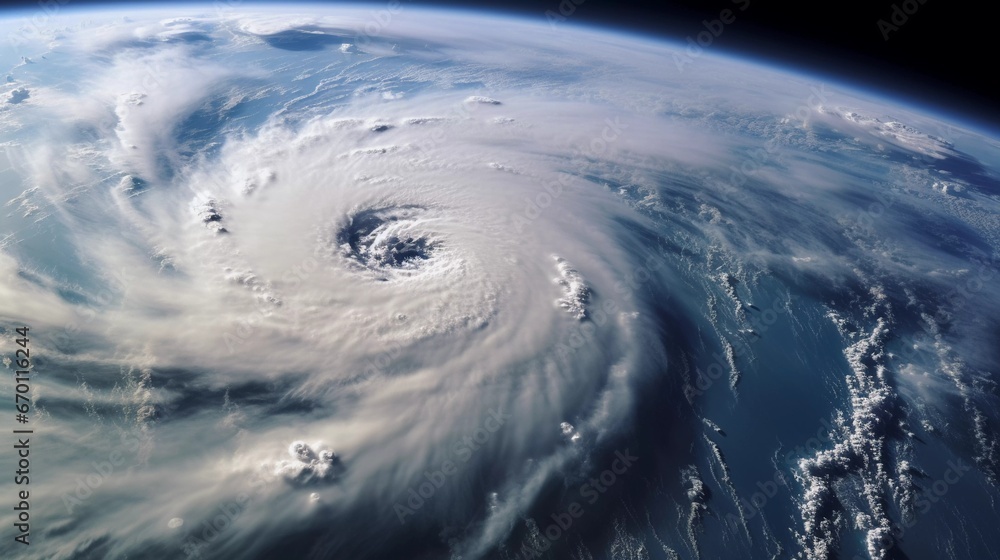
(1, 5), (999, 560)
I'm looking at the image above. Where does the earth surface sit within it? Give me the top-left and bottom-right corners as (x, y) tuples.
(1, 4), (999, 560)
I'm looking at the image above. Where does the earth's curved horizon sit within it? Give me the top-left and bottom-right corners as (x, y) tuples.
(1, 4), (998, 560)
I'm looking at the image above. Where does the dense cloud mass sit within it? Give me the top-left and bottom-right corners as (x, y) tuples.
(0, 6), (998, 560)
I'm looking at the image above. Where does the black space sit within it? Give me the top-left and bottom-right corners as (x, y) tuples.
(432, 0), (998, 132)
(0, 0), (995, 131)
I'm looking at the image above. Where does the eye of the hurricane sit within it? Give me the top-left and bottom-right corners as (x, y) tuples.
(337, 206), (439, 277)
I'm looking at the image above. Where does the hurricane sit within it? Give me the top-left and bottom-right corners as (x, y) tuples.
(1, 5), (999, 560)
